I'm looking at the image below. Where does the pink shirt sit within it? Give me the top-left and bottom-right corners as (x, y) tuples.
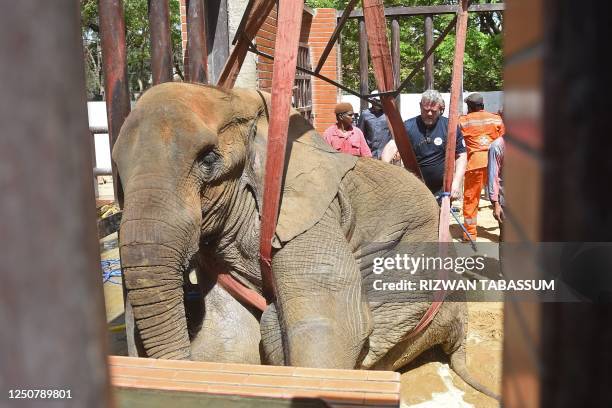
(323, 124), (372, 157)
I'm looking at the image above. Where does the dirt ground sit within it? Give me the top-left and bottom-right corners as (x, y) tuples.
(98, 179), (503, 407)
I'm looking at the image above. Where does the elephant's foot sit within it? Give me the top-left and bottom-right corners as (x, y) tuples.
(190, 284), (262, 364)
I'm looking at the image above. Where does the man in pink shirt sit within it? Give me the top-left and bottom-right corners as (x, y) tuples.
(323, 102), (372, 157)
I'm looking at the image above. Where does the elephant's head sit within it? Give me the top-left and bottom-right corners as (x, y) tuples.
(113, 82), (357, 359)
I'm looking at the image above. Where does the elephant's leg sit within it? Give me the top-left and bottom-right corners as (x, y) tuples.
(272, 199), (372, 369)
(260, 303), (285, 365)
(189, 284), (262, 364)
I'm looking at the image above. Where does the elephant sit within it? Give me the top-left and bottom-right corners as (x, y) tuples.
(113, 82), (498, 400)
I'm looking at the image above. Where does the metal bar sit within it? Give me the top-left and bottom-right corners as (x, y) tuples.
(343, 3), (505, 18)
(259, 0), (304, 301)
(90, 125), (109, 134)
(248, 45), (381, 108)
(424, 14), (434, 90)
(187, 0), (208, 83)
(1, 1), (111, 403)
(395, 15), (457, 96)
(359, 18), (369, 111)
(391, 18), (401, 111)
(362, 0), (421, 178)
(99, 0), (130, 206)
(314, 0), (358, 74)
(439, 0), (469, 243)
(148, 0), (173, 84)
(217, 0), (276, 88)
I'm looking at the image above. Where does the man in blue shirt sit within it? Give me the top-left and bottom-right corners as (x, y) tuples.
(401, 90), (467, 198)
(358, 92), (392, 159)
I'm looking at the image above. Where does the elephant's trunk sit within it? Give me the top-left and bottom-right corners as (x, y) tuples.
(119, 184), (201, 360)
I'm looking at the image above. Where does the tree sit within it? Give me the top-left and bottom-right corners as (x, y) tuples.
(80, 0), (183, 100)
(305, 0), (504, 93)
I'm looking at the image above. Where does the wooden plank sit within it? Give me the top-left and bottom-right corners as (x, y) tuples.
(391, 18), (401, 110)
(343, 3), (505, 18)
(259, 0), (304, 301)
(396, 15), (457, 95)
(439, 0), (469, 243)
(359, 18), (369, 111)
(186, 0), (208, 83)
(149, 0), (173, 84)
(314, 0), (358, 74)
(99, 0), (130, 206)
(110, 356), (400, 407)
(217, 0), (276, 88)
(424, 14), (434, 90)
(362, 0), (421, 179)
(1, 2), (111, 404)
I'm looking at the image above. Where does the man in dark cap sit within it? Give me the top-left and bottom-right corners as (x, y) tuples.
(323, 102), (372, 157)
(459, 92), (505, 240)
(358, 91), (392, 159)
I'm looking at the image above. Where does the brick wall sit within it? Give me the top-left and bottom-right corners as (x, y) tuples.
(308, 8), (339, 134)
(179, 0), (188, 79)
(254, 5), (277, 93)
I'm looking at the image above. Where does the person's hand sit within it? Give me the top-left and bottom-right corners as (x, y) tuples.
(493, 201), (504, 223)
(450, 181), (462, 201)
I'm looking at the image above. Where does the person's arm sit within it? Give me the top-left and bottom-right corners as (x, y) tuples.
(451, 126), (467, 200)
(380, 140), (397, 163)
(488, 142), (504, 222)
(357, 129), (372, 158)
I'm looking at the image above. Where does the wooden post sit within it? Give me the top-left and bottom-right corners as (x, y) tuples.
(99, 0), (131, 206)
(439, 0), (469, 242)
(259, 0), (304, 301)
(391, 18), (401, 111)
(187, 0), (208, 83)
(149, 0), (173, 84)
(0, 1), (111, 404)
(424, 14), (434, 89)
(362, 0), (421, 179)
(359, 18), (369, 112)
(206, 0), (230, 84)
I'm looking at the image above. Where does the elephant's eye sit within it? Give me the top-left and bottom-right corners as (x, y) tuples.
(197, 149), (219, 167)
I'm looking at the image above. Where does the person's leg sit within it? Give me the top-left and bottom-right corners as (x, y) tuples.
(462, 168), (485, 239)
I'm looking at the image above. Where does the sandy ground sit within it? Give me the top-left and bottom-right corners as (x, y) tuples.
(97, 179), (503, 407)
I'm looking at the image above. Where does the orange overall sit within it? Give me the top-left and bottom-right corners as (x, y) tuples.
(459, 111), (505, 239)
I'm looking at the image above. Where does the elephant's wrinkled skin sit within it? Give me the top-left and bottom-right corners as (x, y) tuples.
(113, 83), (496, 399)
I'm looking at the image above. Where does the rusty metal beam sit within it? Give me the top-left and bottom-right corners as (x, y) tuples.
(217, 0), (276, 88)
(1, 1), (111, 403)
(99, 0), (130, 206)
(343, 3), (505, 18)
(314, 0), (358, 74)
(186, 0), (208, 83)
(362, 0), (421, 179)
(396, 14), (456, 96)
(149, 0), (173, 84)
(259, 0), (304, 301)
(439, 0), (469, 242)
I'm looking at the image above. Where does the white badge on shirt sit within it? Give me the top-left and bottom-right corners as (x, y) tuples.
(433, 137), (443, 146)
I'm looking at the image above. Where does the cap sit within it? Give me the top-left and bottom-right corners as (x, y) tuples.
(464, 93), (484, 105)
(334, 102), (354, 114)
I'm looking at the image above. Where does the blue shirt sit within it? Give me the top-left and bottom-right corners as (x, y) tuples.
(403, 116), (466, 194)
(358, 108), (392, 159)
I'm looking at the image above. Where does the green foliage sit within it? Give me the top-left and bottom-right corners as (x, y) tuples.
(80, 0), (183, 100)
(305, 0), (503, 93)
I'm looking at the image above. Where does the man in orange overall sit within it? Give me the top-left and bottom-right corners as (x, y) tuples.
(459, 93), (505, 240)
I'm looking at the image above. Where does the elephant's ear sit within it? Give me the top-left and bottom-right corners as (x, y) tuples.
(244, 94), (357, 245)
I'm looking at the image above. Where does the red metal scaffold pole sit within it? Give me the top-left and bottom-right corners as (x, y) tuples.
(258, 0), (304, 302)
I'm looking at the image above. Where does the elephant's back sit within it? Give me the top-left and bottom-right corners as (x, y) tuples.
(341, 158), (439, 245)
